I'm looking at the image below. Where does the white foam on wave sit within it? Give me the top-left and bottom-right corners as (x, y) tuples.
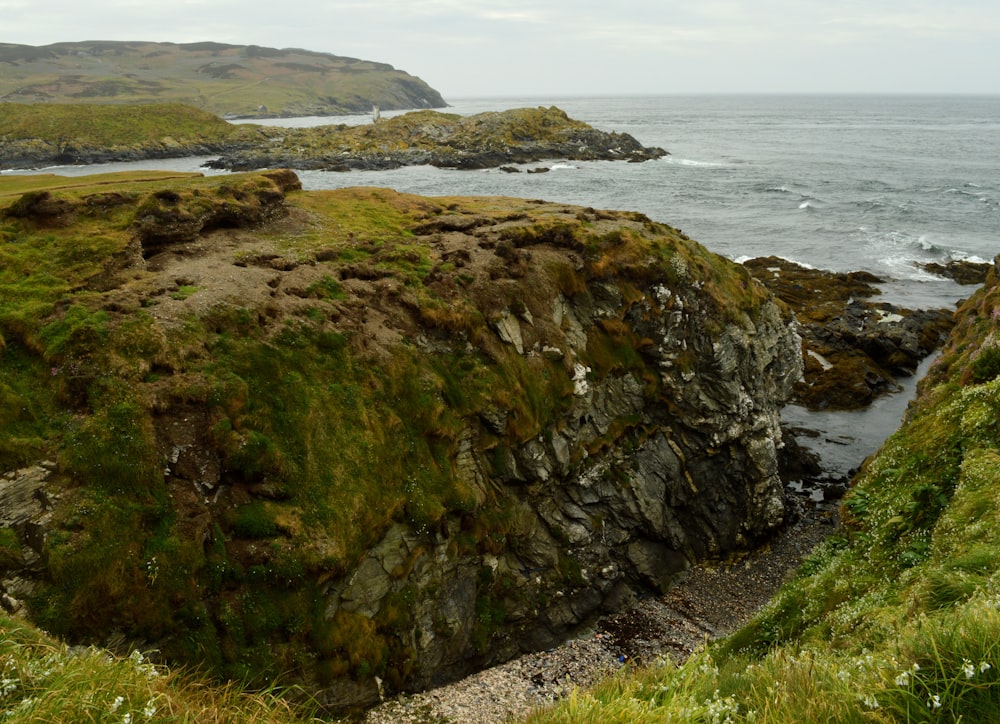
(855, 223), (992, 279)
(947, 251), (990, 264)
(663, 157), (724, 167)
(779, 256), (816, 270)
(878, 255), (944, 282)
(798, 200), (818, 210)
(549, 163), (577, 171)
(916, 235), (940, 252)
(945, 187), (986, 198)
(853, 226), (948, 281)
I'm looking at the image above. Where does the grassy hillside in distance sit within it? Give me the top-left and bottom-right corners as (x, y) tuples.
(0, 41), (446, 117)
(529, 263), (1000, 722)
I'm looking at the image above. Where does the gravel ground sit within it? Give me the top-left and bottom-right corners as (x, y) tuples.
(362, 500), (838, 724)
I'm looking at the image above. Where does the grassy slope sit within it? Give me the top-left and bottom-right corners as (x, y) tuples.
(0, 103), (244, 146)
(0, 41), (445, 116)
(0, 614), (317, 722)
(529, 265), (1000, 721)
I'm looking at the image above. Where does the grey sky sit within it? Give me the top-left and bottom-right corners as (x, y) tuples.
(3, 1), (998, 98)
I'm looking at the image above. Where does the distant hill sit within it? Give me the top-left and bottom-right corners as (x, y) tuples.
(0, 40), (447, 117)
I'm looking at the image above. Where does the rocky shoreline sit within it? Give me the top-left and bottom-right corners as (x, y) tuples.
(203, 106), (667, 172)
(742, 256), (958, 410)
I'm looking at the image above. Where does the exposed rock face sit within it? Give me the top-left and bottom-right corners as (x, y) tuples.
(310, 305), (800, 707)
(0, 464), (58, 613)
(304, 236), (801, 708)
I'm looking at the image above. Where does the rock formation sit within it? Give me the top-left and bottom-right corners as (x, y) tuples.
(0, 104), (666, 172)
(0, 171), (797, 713)
(204, 106), (668, 172)
(743, 257), (954, 410)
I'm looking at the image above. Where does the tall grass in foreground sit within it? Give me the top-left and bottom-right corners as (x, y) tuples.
(530, 589), (1000, 723)
(0, 616), (317, 723)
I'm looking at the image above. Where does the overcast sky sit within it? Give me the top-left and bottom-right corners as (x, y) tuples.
(4, 1), (998, 99)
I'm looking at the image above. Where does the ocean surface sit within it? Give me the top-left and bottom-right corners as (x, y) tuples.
(8, 94), (1000, 474)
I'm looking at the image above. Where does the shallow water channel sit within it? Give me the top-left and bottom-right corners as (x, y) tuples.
(782, 352), (938, 480)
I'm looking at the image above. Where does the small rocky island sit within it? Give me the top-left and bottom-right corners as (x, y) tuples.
(205, 106), (668, 171)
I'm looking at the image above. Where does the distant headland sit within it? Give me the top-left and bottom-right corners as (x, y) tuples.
(0, 40), (447, 117)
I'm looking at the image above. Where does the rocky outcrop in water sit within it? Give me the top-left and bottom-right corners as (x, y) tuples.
(0, 104), (665, 172)
(919, 259), (991, 286)
(744, 257), (954, 410)
(204, 106), (668, 172)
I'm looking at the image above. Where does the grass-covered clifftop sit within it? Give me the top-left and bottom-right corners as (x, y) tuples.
(0, 41), (446, 117)
(1, 168), (768, 710)
(530, 260), (1000, 722)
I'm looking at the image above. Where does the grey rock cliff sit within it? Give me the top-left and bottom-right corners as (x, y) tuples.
(312, 265), (802, 706)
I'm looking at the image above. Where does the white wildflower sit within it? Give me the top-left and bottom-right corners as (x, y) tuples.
(142, 699), (157, 718)
(929, 694), (942, 709)
(862, 694), (880, 710)
(0, 677), (18, 697)
(963, 659), (976, 679)
(110, 695), (124, 713)
(895, 671), (910, 687)
(981, 661), (992, 674)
